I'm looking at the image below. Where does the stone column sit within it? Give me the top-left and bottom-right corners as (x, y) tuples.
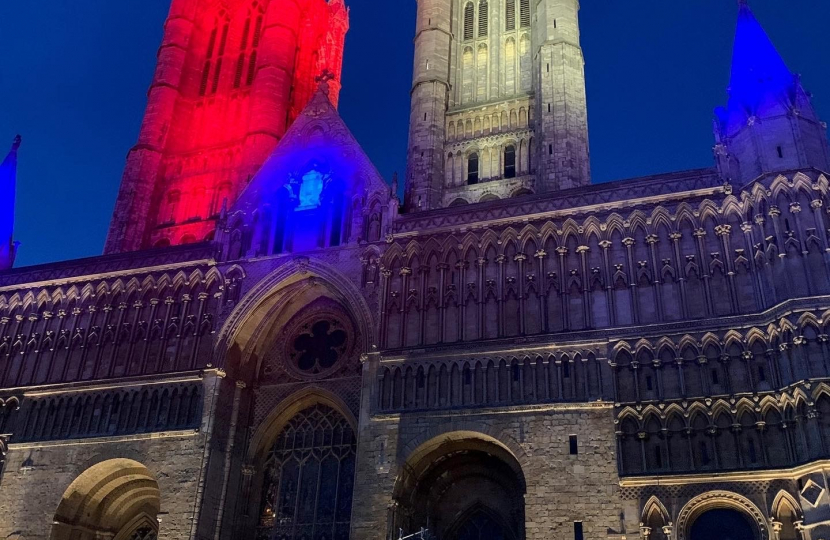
(676, 357), (687, 398)
(741, 220), (767, 307)
(556, 247), (569, 329)
(599, 240), (615, 325)
(576, 245), (591, 328)
(496, 255), (507, 337)
(437, 263), (449, 342)
(378, 268), (392, 348)
(535, 249), (548, 331)
(669, 232), (689, 319)
(623, 237), (640, 323)
(790, 202), (815, 293)
(715, 224), (739, 313)
(514, 254), (528, 334)
(693, 228), (715, 315)
(477, 257), (487, 337)
(646, 234), (664, 320)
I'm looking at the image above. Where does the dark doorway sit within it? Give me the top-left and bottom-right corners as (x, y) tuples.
(454, 509), (510, 540)
(689, 509), (758, 540)
(394, 438), (525, 540)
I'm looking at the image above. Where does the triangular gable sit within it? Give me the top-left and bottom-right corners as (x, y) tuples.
(232, 82), (389, 214)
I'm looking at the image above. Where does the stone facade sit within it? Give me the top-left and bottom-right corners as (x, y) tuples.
(405, 0), (591, 212)
(2, 2), (830, 540)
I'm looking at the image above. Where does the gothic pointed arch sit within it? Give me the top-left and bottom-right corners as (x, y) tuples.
(50, 459), (160, 540)
(393, 431), (526, 540)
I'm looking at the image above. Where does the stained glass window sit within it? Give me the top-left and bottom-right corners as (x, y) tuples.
(258, 405), (356, 540)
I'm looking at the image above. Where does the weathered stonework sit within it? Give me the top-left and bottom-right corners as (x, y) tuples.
(2, 1), (830, 540)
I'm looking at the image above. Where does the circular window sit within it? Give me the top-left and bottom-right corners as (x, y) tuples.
(283, 310), (356, 380)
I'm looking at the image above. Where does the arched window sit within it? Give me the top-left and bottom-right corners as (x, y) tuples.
(504, 145), (516, 178)
(164, 190), (180, 224)
(234, 10), (253, 88)
(476, 45), (488, 102)
(505, 0), (516, 31)
(462, 47), (475, 104)
(504, 38), (516, 94)
(467, 153), (480, 184)
(200, 11), (230, 96)
(520, 0), (530, 27)
(247, 4), (265, 86)
(478, 0), (488, 37)
(257, 405), (356, 540)
(519, 34), (531, 92)
(463, 3), (475, 41)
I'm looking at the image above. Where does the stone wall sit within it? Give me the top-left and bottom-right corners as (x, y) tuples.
(353, 359), (633, 540)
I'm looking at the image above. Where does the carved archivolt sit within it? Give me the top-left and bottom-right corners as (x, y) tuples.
(675, 490), (769, 540)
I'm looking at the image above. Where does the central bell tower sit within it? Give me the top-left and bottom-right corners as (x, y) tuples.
(405, 0), (590, 211)
(105, 0), (348, 253)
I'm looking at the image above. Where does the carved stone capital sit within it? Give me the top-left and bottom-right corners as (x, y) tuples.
(715, 224), (732, 237)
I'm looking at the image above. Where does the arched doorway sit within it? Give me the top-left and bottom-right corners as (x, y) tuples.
(394, 433), (526, 540)
(51, 458), (160, 540)
(255, 403), (357, 540)
(689, 509), (758, 540)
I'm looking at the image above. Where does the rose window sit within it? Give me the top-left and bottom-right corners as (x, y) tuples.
(282, 311), (355, 380)
(292, 321), (347, 374)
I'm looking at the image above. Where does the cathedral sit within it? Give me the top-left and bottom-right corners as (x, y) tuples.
(1, 0), (830, 539)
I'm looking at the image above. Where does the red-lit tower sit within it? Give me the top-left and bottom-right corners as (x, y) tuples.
(105, 0), (348, 253)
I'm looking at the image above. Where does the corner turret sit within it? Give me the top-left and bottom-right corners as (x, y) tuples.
(0, 135), (21, 270)
(714, 1), (830, 184)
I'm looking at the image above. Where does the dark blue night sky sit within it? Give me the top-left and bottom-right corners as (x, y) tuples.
(1, 1), (829, 267)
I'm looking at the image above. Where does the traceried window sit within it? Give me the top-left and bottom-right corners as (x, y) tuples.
(456, 511), (508, 540)
(200, 11), (231, 96)
(463, 2), (475, 40)
(128, 527), (158, 540)
(257, 405), (356, 540)
(520, 0), (530, 27)
(467, 153), (480, 184)
(504, 145), (516, 178)
(505, 0), (516, 31)
(478, 0), (488, 37)
(247, 3), (265, 86)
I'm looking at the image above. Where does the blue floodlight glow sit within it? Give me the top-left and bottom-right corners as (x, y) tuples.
(716, 3), (796, 137)
(0, 136), (20, 269)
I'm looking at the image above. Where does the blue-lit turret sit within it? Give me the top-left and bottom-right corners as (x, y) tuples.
(0, 135), (20, 270)
(714, 1), (830, 183)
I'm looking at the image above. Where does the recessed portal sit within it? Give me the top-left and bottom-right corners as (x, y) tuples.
(689, 508), (758, 540)
(394, 434), (526, 540)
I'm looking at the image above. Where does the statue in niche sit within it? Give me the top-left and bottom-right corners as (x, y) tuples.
(291, 166), (332, 211)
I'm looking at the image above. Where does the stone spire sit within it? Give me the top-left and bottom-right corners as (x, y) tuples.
(0, 135), (21, 270)
(714, 1), (830, 182)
